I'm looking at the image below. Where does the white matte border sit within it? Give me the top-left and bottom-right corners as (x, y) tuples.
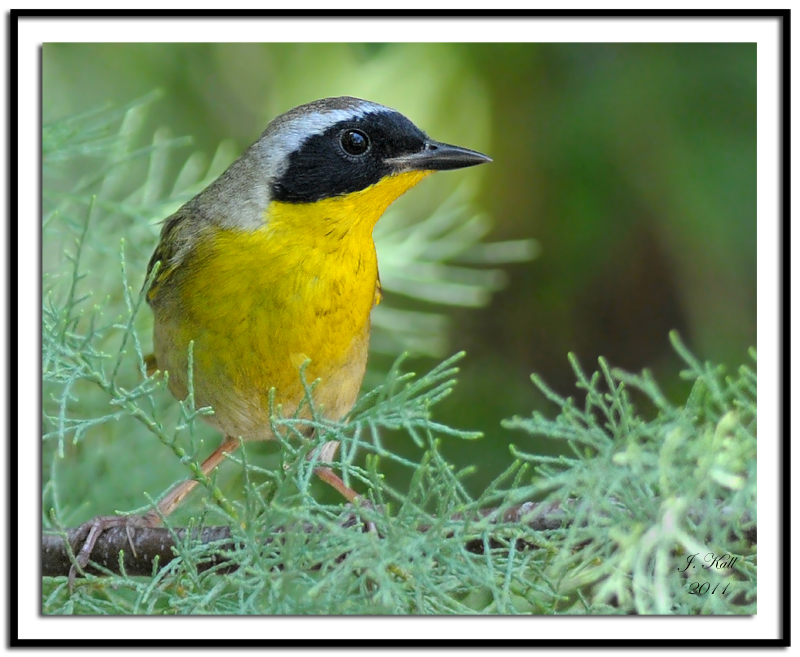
(15, 11), (781, 645)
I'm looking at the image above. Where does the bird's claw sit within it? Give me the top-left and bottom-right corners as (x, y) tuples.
(68, 512), (159, 591)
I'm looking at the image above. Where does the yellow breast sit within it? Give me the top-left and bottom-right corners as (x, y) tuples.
(163, 170), (430, 436)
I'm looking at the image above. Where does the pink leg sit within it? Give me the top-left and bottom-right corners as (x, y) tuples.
(69, 436), (240, 587)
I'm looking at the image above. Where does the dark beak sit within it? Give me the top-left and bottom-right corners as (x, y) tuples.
(387, 140), (492, 172)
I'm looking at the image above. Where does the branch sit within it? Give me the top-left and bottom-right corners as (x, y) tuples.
(43, 501), (756, 580)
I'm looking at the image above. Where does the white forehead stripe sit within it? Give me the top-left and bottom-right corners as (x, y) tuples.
(275, 102), (393, 155)
(252, 100), (397, 185)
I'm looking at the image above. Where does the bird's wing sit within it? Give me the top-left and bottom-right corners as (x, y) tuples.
(145, 210), (192, 302)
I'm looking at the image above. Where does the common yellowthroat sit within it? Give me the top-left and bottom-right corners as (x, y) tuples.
(71, 96), (490, 578)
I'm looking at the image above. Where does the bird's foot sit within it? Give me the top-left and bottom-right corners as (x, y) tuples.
(68, 511), (160, 590)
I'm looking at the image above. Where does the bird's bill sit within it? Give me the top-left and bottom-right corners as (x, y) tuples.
(386, 140), (492, 172)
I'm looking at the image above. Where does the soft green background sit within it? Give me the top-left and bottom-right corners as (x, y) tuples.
(43, 42), (756, 506)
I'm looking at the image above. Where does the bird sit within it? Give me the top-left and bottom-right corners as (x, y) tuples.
(70, 96), (491, 582)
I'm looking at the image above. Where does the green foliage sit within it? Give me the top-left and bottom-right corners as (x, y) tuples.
(43, 331), (757, 615)
(503, 332), (756, 614)
(42, 97), (755, 616)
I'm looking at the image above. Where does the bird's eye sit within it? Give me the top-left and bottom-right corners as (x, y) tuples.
(340, 129), (370, 156)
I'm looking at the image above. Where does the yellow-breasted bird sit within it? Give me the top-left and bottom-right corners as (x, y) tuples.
(71, 96), (490, 579)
